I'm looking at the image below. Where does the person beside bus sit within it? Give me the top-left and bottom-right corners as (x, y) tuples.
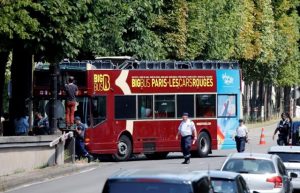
(176, 113), (197, 164)
(273, 112), (291, 146)
(14, 112), (29, 136)
(234, 119), (248, 153)
(64, 76), (78, 128)
(74, 116), (93, 163)
(33, 112), (49, 135)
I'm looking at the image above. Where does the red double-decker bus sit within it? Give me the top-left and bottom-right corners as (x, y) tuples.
(33, 60), (241, 161)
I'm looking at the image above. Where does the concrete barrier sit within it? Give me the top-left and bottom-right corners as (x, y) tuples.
(0, 135), (63, 176)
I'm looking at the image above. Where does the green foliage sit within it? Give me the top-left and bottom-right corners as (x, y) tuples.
(201, 0), (242, 60)
(186, 0), (208, 59)
(272, 0), (300, 86)
(156, 0), (188, 59)
(0, 0), (42, 51)
(0, 0), (300, 85)
(82, 0), (165, 60)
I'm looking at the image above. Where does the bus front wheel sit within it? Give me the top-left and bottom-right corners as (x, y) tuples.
(113, 135), (132, 161)
(197, 132), (211, 157)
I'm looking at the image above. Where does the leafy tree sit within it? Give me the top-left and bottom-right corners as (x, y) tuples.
(200, 0), (242, 60)
(186, 0), (208, 59)
(81, 0), (165, 60)
(0, 0), (42, 116)
(155, 0), (188, 59)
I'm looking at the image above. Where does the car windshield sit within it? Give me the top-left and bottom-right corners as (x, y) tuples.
(211, 179), (237, 193)
(222, 158), (276, 174)
(269, 152), (300, 162)
(104, 181), (193, 193)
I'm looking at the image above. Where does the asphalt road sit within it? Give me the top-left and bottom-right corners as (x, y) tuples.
(7, 124), (277, 193)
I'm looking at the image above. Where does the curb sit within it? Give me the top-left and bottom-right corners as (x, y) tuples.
(0, 162), (100, 192)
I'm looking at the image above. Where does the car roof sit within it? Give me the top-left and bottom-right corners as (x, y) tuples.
(268, 146), (300, 153)
(200, 170), (240, 180)
(228, 153), (275, 161)
(108, 169), (209, 183)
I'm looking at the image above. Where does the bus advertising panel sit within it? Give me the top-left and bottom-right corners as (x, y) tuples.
(217, 69), (241, 149)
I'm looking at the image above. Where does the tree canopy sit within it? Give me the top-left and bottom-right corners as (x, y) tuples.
(0, 0), (300, 116)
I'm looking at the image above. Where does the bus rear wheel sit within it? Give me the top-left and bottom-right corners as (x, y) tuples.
(113, 135), (132, 161)
(197, 132), (211, 157)
(145, 152), (169, 160)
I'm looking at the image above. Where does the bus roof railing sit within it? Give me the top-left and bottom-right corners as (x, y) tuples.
(34, 60), (239, 70)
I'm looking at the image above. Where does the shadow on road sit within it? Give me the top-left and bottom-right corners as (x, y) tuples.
(97, 153), (227, 163)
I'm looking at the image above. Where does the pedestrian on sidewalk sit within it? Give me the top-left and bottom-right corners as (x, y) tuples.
(234, 119), (248, 153)
(74, 116), (93, 163)
(273, 112), (291, 146)
(176, 113), (197, 164)
(64, 76), (78, 128)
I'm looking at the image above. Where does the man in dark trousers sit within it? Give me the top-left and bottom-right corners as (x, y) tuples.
(176, 113), (197, 164)
(273, 113), (291, 145)
(235, 119), (248, 152)
(65, 76), (78, 127)
(74, 116), (93, 163)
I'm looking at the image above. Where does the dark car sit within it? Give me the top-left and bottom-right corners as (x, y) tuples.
(207, 170), (250, 193)
(102, 170), (213, 193)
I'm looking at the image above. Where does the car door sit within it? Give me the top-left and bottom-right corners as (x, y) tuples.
(277, 158), (292, 193)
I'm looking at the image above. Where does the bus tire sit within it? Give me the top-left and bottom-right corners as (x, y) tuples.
(197, 132), (211, 158)
(113, 135), (132, 161)
(145, 152), (169, 160)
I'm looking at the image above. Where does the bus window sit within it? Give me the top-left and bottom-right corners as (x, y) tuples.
(115, 96), (136, 119)
(138, 96), (153, 119)
(155, 95), (175, 119)
(177, 95), (194, 118)
(217, 95), (237, 117)
(74, 97), (90, 125)
(196, 94), (216, 118)
(92, 96), (106, 125)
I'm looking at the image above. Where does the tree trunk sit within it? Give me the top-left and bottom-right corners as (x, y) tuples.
(9, 42), (33, 134)
(0, 51), (9, 116)
(258, 81), (264, 121)
(283, 86), (291, 114)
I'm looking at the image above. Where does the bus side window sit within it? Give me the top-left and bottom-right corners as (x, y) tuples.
(115, 96), (136, 119)
(196, 94), (216, 118)
(92, 96), (106, 125)
(177, 95), (194, 118)
(155, 95), (175, 119)
(138, 96), (153, 119)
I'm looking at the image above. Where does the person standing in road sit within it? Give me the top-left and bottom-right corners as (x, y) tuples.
(273, 112), (291, 146)
(64, 76), (78, 128)
(74, 116), (93, 163)
(176, 113), (197, 164)
(234, 119), (248, 153)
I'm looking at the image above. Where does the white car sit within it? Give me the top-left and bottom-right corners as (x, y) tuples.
(268, 146), (300, 191)
(220, 153), (297, 193)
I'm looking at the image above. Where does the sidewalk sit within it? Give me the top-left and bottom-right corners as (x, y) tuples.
(0, 162), (101, 192)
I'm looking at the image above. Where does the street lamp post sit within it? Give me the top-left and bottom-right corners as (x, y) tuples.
(49, 63), (60, 134)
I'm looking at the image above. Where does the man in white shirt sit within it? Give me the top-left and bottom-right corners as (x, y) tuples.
(235, 119), (248, 152)
(176, 113), (197, 164)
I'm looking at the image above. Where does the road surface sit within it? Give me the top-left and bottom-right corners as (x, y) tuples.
(7, 124), (277, 193)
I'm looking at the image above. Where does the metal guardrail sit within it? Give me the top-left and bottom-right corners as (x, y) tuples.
(49, 132), (73, 147)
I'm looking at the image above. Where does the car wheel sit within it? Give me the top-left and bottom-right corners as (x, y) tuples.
(197, 132), (211, 157)
(113, 135), (132, 161)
